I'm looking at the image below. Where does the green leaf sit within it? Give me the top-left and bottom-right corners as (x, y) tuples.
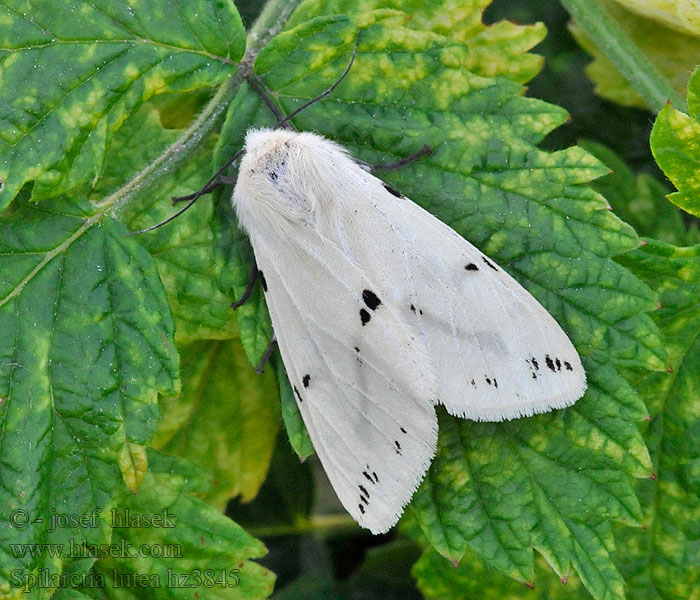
(615, 240), (700, 600)
(212, 79), (277, 368)
(275, 354), (314, 460)
(91, 451), (275, 600)
(210, 8), (666, 599)
(408, 402), (645, 594)
(568, 0), (700, 110)
(414, 546), (588, 599)
(111, 104), (239, 345)
(287, 0), (547, 84)
(651, 67), (700, 218)
(0, 0), (244, 209)
(580, 140), (699, 246)
(154, 339), (280, 508)
(1, 2), (674, 598)
(0, 193), (179, 597)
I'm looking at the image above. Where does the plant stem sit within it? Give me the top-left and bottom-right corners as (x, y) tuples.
(560, 0), (686, 112)
(247, 0), (303, 55)
(108, 0), (304, 217)
(247, 514), (360, 538)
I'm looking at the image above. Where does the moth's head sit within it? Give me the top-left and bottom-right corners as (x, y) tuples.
(239, 128), (299, 173)
(232, 128), (354, 234)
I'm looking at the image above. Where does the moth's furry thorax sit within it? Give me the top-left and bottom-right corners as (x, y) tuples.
(232, 128), (356, 237)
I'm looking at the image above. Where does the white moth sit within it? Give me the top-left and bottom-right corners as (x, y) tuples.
(232, 128), (586, 534)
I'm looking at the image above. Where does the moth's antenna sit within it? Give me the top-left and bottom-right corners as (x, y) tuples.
(126, 31), (361, 236)
(274, 31), (360, 129)
(246, 30), (361, 130)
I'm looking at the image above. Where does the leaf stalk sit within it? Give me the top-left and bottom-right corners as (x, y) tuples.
(560, 0), (686, 112)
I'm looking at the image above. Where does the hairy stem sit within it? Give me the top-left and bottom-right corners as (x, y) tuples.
(561, 0), (686, 112)
(247, 513), (360, 538)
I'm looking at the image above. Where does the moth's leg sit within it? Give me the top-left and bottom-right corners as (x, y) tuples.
(231, 261), (260, 309)
(172, 176), (237, 204)
(129, 150), (246, 234)
(255, 336), (278, 374)
(357, 145), (432, 172)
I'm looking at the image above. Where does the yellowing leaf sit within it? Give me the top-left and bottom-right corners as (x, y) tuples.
(155, 340), (280, 508)
(651, 67), (700, 217)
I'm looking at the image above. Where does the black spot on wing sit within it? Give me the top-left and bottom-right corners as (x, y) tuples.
(259, 271), (268, 292)
(354, 346), (360, 353)
(302, 374), (311, 388)
(362, 289), (381, 311)
(383, 182), (403, 197)
(394, 440), (402, 455)
(564, 361), (573, 371)
(359, 504), (365, 514)
(527, 357), (540, 379)
(293, 386), (303, 403)
(482, 257), (499, 271)
(359, 484), (370, 498)
(465, 263), (479, 271)
(545, 355), (556, 372)
(400, 427), (407, 434)
(410, 304), (416, 313)
(360, 308), (371, 326)
(365, 466), (379, 484)
(555, 358), (562, 371)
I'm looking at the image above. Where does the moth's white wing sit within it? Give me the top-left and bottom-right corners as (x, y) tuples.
(232, 128), (585, 534)
(312, 167), (587, 422)
(251, 234), (438, 534)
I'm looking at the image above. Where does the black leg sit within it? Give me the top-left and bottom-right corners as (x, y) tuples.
(231, 262), (259, 309)
(171, 176), (238, 204)
(255, 336), (277, 374)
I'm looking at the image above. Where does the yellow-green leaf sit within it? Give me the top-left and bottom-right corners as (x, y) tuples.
(651, 67), (700, 217)
(155, 340), (280, 508)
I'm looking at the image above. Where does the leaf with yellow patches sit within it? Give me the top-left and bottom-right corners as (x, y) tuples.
(0, 194), (178, 595)
(651, 67), (700, 217)
(0, 0), (244, 209)
(155, 340), (280, 508)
